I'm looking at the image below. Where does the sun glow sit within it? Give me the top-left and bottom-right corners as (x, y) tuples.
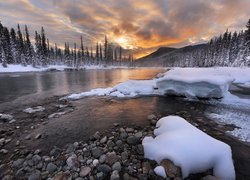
(114, 36), (135, 49)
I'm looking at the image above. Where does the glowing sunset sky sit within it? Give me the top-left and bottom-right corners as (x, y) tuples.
(0, 0), (250, 58)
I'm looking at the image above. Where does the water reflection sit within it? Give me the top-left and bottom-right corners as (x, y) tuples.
(0, 68), (165, 104)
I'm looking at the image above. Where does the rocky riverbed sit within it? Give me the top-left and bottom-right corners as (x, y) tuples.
(0, 96), (250, 179)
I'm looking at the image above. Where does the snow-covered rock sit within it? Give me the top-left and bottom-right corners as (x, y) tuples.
(156, 68), (234, 98)
(142, 116), (235, 180)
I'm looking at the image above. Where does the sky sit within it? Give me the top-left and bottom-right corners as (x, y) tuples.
(0, 0), (250, 58)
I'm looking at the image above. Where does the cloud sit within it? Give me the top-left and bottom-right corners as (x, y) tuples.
(0, 0), (249, 58)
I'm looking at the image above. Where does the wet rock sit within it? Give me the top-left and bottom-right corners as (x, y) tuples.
(147, 114), (156, 120)
(135, 131), (143, 139)
(46, 162), (57, 173)
(0, 149), (8, 154)
(105, 152), (119, 166)
(96, 172), (104, 179)
(53, 171), (72, 180)
(13, 158), (25, 168)
(28, 170), (41, 180)
(2, 175), (13, 180)
(110, 170), (120, 180)
(32, 154), (42, 165)
(35, 134), (42, 139)
(126, 127), (134, 133)
(120, 132), (128, 139)
(91, 147), (103, 158)
(97, 164), (112, 173)
(66, 154), (79, 170)
(136, 144), (144, 155)
(0, 138), (5, 146)
(160, 159), (181, 178)
(121, 151), (128, 161)
(93, 131), (101, 140)
(100, 136), (107, 144)
(127, 136), (140, 145)
(107, 140), (115, 148)
(79, 166), (91, 177)
(99, 154), (107, 164)
(142, 161), (151, 174)
(24, 135), (31, 140)
(50, 147), (61, 157)
(112, 162), (121, 172)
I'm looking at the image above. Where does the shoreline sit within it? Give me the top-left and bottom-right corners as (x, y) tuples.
(0, 94), (249, 179)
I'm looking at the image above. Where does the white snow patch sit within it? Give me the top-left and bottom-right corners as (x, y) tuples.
(207, 110), (250, 142)
(142, 116), (235, 180)
(154, 166), (167, 178)
(23, 106), (45, 114)
(66, 80), (157, 100)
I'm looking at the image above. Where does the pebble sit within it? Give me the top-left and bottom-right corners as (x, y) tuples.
(100, 136), (107, 144)
(112, 162), (121, 172)
(66, 154), (79, 170)
(127, 136), (140, 145)
(46, 162), (57, 173)
(110, 170), (120, 180)
(93, 159), (99, 166)
(79, 166), (91, 177)
(97, 164), (112, 173)
(0, 149), (8, 154)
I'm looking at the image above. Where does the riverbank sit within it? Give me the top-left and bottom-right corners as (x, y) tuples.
(0, 94), (249, 179)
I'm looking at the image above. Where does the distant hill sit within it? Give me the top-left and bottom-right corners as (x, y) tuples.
(136, 44), (208, 67)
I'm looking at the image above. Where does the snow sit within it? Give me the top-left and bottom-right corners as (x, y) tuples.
(142, 116), (235, 180)
(154, 166), (166, 178)
(207, 109), (250, 142)
(66, 80), (157, 100)
(23, 106), (45, 114)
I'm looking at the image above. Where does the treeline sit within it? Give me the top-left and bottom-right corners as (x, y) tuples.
(0, 21), (134, 68)
(137, 19), (250, 67)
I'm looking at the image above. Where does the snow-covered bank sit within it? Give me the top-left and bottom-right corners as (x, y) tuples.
(0, 64), (140, 73)
(0, 64), (68, 73)
(142, 116), (235, 180)
(66, 67), (250, 104)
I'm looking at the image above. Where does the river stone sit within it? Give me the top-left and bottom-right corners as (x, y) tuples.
(112, 162), (121, 172)
(0, 138), (5, 146)
(12, 158), (25, 168)
(32, 155), (42, 165)
(105, 152), (119, 166)
(35, 134), (42, 139)
(107, 140), (115, 148)
(93, 131), (101, 140)
(147, 114), (156, 120)
(127, 136), (140, 145)
(66, 154), (79, 169)
(120, 132), (128, 139)
(160, 159), (181, 178)
(100, 136), (107, 144)
(110, 170), (120, 180)
(91, 147), (103, 158)
(46, 162), (57, 173)
(79, 166), (91, 177)
(49, 147), (61, 157)
(28, 170), (41, 180)
(99, 154), (107, 164)
(115, 140), (123, 148)
(135, 131), (143, 138)
(65, 144), (75, 154)
(125, 127), (134, 133)
(142, 161), (151, 174)
(2, 175), (13, 180)
(96, 172), (104, 179)
(0, 149), (8, 154)
(97, 164), (112, 173)
(121, 151), (128, 161)
(93, 159), (99, 166)
(53, 171), (71, 180)
(136, 144), (144, 155)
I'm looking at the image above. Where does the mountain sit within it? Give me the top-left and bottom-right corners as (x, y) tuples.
(135, 44), (208, 67)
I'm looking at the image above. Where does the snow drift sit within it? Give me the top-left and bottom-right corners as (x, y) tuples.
(142, 116), (235, 180)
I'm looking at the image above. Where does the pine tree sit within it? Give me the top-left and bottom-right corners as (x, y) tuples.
(246, 19), (250, 50)
(17, 24), (24, 65)
(104, 35), (108, 61)
(41, 27), (47, 66)
(10, 28), (18, 64)
(24, 25), (33, 65)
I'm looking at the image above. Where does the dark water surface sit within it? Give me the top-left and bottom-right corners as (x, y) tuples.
(0, 68), (165, 110)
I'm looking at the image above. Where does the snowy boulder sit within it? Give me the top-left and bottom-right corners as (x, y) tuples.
(142, 116), (235, 180)
(156, 72), (233, 99)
